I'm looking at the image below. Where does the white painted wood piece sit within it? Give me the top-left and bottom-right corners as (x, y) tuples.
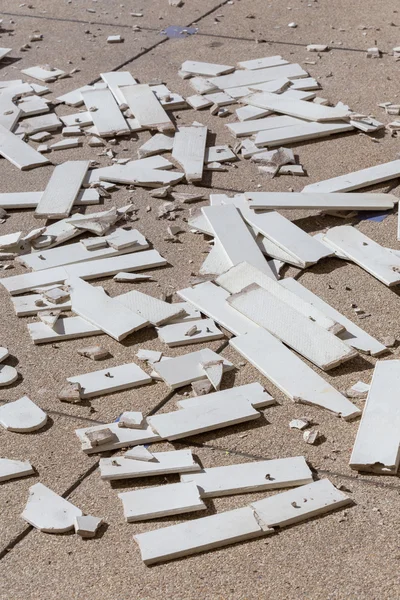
(97, 165), (184, 188)
(0, 48), (11, 61)
(0, 458), (34, 482)
(323, 226), (400, 287)
(280, 278), (387, 356)
(68, 277), (148, 340)
(35, 161), (90, 219)
(181, 61), (234, 76)
(230, 329), (361, 419)
(50, 138), (81, 151)
(208, 63), (308, 90)
(99, 449), (200, 480)
(76, 422), (160, 454)
(227, 284), (356, 370)
(0, 347), (9, 362)
(250, 479), (351, 528)
(201, 360), (224, 390)
(56, 85), (95, 106)
(100, 71), (137, 105)
(216, 262), (340, 332)
(134, 506), (268, 565)
(81, 88), (129, 136)
(15, 113), (62, 135)
(202, 204), (276, 279)
(59, 112), (93, 128)
(0, 396), (47, 432)
(148, 395), (260, 440)
(350, 360), (400, 473)
(280, 89), (316, 101)
(245, 91), (350, 121)
(120, 84), (174, 132)
(0, 89), (22, 130)
(0, 189), (98, 210)
(181, 456), (312, 497)
(235, 105), (271, 121)
(0, 364), (18, 387)
(172, 126), (207, 182)
(0, 123), (50, 170)
(226, 115), (299, 138)
(22, 483), (82, 533)
(254, 121), (354, 147)
(178, 281), (260, 336)
(21, 66), (65, 82)
(28, 316), (102, 344)
(118, 481), (206, 521)
(167, 301), (201, 323)
(177, 382), (274, 410)
(116, 289), (185, 326)
(12, 293), (71, 317)
(157, 318), (224, 346)
(290, 77), (320, 90)
(204, 145), (236, 163)
(0, 249), (167, 295)
(18, 95), (50, 116)
(138, 133), (174, 158)
(67, 362), (152, 398)
(125, 445), (156, 461)
(303, 160), (400, 193)
(186, 95), (213, 110)
(245, 192), (397, 211)
(199, 242), (232, 276)
(238, 55), (288, 70)
(152, 348), (234, 389)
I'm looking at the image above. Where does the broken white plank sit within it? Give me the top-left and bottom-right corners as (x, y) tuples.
(100, 449), (200, 480)
(152, 348), (234, 389)
(148, 395), (260, 440)
(303, 160), (400, 193)
(157, 318), (224, 346)
(0, 48), (12, 61)
(208, 64), (308, 90)
(0, 458), (34, 483)
(227, 284), (356, 370)
(0, 88), (22, 130)
(21, 66), (65, 82)
(134, 505), (268, 565)
(245, 192), (397, 211)
(56, 85), (96, 107)
(202, 204), (276, 278)
(116, 290), (185, 326)
(15, 113), (62, 135)
(186, 95), (213, 110)
(231, 329), (361, 419)
(178, 281), (260, 336)
(204, 145), (236, 163)
(120, 84), (174, 132)
(350, 360), (400, 474)
(68, 362), (152, 398)
(248, 78), (291, 93)
(119, 481), (206, 522)
(181, 456), (312, 497)
(167, 301), (201, 323)
(250, 479), (351, 528)
(177, 382), (274, 410)
(0, 123), (50, 170)
(238, 55), (288, 70)
(255, 121), (354, 147)
(22, 483), (82, 533)
(12, 293), (71, 317)
(290, 77), (320, 91)
(0, 188), (99, 210)
(35, 161), (89, 219)
(18, 95), (50, 116)
(189, 77), (218, 95)
(138, 133), (174, 158)
(100, 71), (137, 105)
(81, 88), (129, 136)
(87, 155), (174, 184)
(28, 316), (102, 344)
(59, 111), (93, 128)
(226, 115), (299, 138)
(323, 226), (400, 287)
(181, 61), (234, 76)
(216, 262), (340, 332)
(0, 396), (47, 432)
(280, 278), (387, 356)
(50, 138), (81, 151)
(1, 249), (167, 295)
(76, 422), (160, 454)
(98, 164), (184, 188)
(68, 277), (148, 341)
(199, 242), (232, 276)
(280, 89), (316, 101)
(172, 126), (207, 183)
(236, 105), (271, 121)
(245, 91), (350, 122)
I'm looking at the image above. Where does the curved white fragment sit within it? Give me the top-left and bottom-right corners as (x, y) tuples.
(22, 483), (82, 533)
(0, 347), (9, 363)
(0, 396), (47, 432)
(0, 364), (18, 387)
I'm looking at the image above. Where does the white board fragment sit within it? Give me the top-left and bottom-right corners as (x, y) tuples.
(22, 483), (82, 533)
(181, 61), (234, 76)
(81, 88), (130, 136)
(0, 458), (34, 482)
(303, 160), (400, 193)
(99, 449), (200, 480)
(35, 161), (89, 219)
(116, 290), (185, 326)
(226, 115), (299, 138)
(0, 123), (50, 170)
(0, 396), (47, 432)
(12, 293), (71, 317)
(76, 422), (160, 454)
(208, 64), (308, 90)
(28, 316), (102, 344)
(245, 192), (397, 211)
(172, 126), (207, 182)
(67, 362), (152, 398)
(177, 382), (274, 410)
(100, 71), (137, 105)
(157, 318), (224, 346)
(245, 91), (350, 121)
(120, 84), (174, 132)
(254, 121), (353, 147)
(0, 189), (98, 210)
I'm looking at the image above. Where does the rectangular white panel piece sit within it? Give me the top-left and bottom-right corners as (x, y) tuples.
(148, 396), (260, 440)
(280, 278), (387, 356)
(204, 145), (236, 163)
(167, 302), (201, 323)
(172, 126), (207, 182)
(28, 316), (102, 344)
(134, 506), (268, 565)
(178, 281), (260, 336)
(116, 290), (185, 326)
(250, 479), (351, 528)
(323, 226), (400, 287)
(216, 262), (339, 332)
(181, 61), (234, 76)
(119, 481), (206, 521)
(0, 48), (12, 61)
(97, 165), (184, 188)
(152, 348), (234, 389)
(99, 449), (200, 480)
(350, 360), (400, 474)
(12, 293), (72, 317)
(59, 112), (93, 128)
(120, 84), (174, 132)
(236, 105), (271, 121)
(100, 71), (137, 105)
(35, 161), (90, 219)
(157, 318), (224, 346)
(208, 64), (308, 90)
(245, 192), (397, 211)
(202, 205), (276, 279)
(0, 249), (167, 295)
(15, 113), (62, 135)
(238, 55), (288, 70)
(0, 123), (50, 170)
(254, 121), (354, 147)
(67, 362), (152, 398)
(181, 456), (312, 497)
(230, 329), (361, 419)
(226, 115), (299, 138)
(81, 88), (130, 136)
(76, 422), (160, 454)
(290, 77), (320, 91)
(245, 91), (350, 122)
(68, 277), (148, 341)
(177, 382), (274, 410)
(303, 159), (400, 193)
(227, 284), (356, 370)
